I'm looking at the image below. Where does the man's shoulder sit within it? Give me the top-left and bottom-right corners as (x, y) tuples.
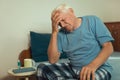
(82, 15), (99, 19)
(81, 15), (101, 24)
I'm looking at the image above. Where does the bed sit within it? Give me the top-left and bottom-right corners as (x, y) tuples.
(19, 22), (120, 80)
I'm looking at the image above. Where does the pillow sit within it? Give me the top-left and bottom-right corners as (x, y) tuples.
(30, 31), (67, 62)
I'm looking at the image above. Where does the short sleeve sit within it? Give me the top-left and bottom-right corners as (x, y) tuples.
(90, 16), (114, 45)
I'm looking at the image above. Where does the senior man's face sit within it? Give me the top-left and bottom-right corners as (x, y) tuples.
(59, 11), (75, 32)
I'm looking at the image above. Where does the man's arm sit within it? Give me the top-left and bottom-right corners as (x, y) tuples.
(88, 41), (113, 70)
(47, 33), (60, 64)
(80, 41), (113, 80)
(47, 10), (62, 64)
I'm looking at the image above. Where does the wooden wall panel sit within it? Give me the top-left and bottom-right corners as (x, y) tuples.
(105, 22), (120, 52)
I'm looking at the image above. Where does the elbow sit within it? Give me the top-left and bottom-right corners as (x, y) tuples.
(103, 42), (114, 55)
(110, 45), (114, 54)
(47, 51), (60, 64)
(107, 42), (114, 55)
(49, 60), (57, 64)
(47, 53), (59, 64)
(48, 58), (58, 64)
(109, 42), (114, 53)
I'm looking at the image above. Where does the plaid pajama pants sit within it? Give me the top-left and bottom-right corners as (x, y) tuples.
(37, 62), (111, 80)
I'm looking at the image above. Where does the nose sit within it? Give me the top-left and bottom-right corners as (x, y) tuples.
(59, 21), (65, 28)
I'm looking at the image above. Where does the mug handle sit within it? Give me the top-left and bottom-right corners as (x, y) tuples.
(32, 59), (36, 68)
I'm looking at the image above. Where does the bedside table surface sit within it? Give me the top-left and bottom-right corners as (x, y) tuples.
(8, 67), (36, 77)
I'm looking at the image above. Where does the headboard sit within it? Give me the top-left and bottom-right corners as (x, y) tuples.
(104, 22), (120, 52)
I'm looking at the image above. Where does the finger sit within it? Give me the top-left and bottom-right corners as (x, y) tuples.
(53, 13), (59, 21)
(80, 68), (87, 80)
(52, 15), (62, 27)
(51, 11), (60, 21)
(56, 16), (62, 25)
(87, 70), (91, 80)
(80, 68), (84, 80)
(53, 15), (63, 28)
(51, 9), (57, 18)
(92, 71), (95, 80)
(51, 10), (57, 21)
(52, 14), (62, 27)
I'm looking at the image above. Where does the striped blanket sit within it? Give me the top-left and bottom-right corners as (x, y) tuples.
(37, 62), (111, 80)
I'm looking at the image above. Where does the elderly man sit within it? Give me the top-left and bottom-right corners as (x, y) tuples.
(38, 4), (114, 80)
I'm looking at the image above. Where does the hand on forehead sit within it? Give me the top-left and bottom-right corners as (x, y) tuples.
(52, 10), (65, 20)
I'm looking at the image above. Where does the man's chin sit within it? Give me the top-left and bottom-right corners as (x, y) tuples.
(66, 29), (73, 33)
(61, 28), (73, 33)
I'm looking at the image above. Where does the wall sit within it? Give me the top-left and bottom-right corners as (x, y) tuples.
(0, 0), (120, 79)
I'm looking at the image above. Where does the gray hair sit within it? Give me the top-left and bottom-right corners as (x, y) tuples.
(52, 4), (72, 14)
(56, 4), (71, 10)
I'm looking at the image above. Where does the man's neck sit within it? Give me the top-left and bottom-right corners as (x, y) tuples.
(73, 18), (82, 30)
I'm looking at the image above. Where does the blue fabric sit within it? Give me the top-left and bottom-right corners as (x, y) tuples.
(57, 15), (114, 75)
(30, 31), (67, 62)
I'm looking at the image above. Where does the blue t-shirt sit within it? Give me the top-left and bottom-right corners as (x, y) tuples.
(57, 15), (114, 74)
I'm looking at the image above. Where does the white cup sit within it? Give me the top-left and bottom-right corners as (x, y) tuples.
(24, 59), (35, 68)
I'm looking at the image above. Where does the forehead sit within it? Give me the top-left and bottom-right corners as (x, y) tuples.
(59, 10), (72, 17)
(57, 8), (71, 14)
